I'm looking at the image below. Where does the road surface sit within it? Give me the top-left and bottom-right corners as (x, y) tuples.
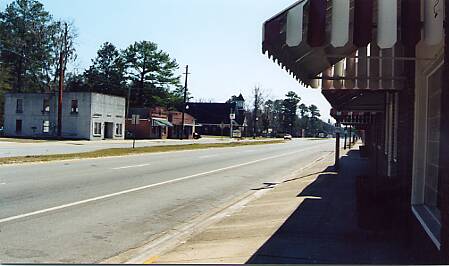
(0, 137), (248, 158)
(0, 139), (334, 263)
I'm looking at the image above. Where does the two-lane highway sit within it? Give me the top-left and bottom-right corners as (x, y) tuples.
(0, 139), (334, 263)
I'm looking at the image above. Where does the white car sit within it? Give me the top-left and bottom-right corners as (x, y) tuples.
(284, 134), (292, 140)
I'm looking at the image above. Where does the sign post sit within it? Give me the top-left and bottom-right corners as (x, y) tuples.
(132, 114), (140, 149)
(229, 113), (235, 138)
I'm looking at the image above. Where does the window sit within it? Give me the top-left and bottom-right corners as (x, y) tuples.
(424, 65), (442, 218)
(412, 61), (443, 248)
(15, 120), (22, 133)
(42, 120), (50, 133)
(115, 123), (123, 136)
(43, 99), (50, 113)
(16, 99), (23, 113)
(71, 100), (79, 114)
(93, 122), (102, 136)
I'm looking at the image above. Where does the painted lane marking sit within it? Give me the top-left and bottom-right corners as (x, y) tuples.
(198, 155), (218, 159)
(0, 148), (313, 224)
(112, 163), (152, 170)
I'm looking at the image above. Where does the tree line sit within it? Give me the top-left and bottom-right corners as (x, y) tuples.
(0, 0), (184, 123)
(245, 89), (334, 137)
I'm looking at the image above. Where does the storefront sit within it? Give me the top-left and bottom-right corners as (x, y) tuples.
(263, 0), (448, 262)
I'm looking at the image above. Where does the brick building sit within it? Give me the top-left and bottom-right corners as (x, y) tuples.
(126, 107), (172, 139)
(168, 111), (195, 139)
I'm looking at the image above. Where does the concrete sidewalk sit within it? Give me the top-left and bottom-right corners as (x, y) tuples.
(145, 146), (420, 264)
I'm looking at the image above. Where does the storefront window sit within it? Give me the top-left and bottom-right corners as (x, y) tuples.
(424, 65), (442, 220)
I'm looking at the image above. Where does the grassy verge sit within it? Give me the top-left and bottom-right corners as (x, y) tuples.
(0, 140), (284, 165)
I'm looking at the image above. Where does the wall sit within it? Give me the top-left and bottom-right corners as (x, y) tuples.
(3, 93), (56, 138)
(89, 93), (126, 140)
(3, 92), (126, 140)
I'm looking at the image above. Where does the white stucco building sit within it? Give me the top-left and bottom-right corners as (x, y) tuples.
(3, 92), (126, 140)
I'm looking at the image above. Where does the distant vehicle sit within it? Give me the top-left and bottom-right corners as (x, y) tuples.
(284, 134), (292, 140)
(0, 126), (3, 136)
(318, 133), (325, 138)
(193, 132), (201, 139)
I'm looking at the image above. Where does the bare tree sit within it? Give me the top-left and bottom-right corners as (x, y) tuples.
(252, 86), (265, 138)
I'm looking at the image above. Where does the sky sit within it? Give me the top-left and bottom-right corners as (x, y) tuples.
(1, 0), (333, 122)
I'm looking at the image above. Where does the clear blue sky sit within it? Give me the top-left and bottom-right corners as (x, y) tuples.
(1, 0), (333, 121)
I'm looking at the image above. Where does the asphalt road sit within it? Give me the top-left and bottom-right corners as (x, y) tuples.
(0, 137), (240, 158)
(0, 139), (335, 263)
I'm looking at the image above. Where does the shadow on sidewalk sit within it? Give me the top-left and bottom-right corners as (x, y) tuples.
(246, 150), (420, 264)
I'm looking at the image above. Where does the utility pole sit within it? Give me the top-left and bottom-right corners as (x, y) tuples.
(57, 23), (68, 138)
(180, 65), (190, 140)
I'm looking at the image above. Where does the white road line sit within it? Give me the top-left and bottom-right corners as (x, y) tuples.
(0, 147), (315, 224)
(112, 163), (152, 170)
(198, 155), (218, 159)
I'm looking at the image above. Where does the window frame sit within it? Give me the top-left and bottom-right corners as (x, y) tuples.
(411, 59), (444, 250)
(115, 123), (123, 136)
(42, 120), (50, 133)
(71, 99), (79, 114)
(16, 99), (23, 113)
(42, 99), (50, 113)
(93, 122), (102, 136)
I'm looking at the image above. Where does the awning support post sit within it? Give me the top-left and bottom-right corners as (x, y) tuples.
(349, 126), (353, 149)
(344, 126), (348, 149)
(335, 132), (340, 170)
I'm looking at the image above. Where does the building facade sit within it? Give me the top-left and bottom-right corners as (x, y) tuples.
(3, 92), (125, 140)
(186, 94), (246, 137)
(126, 107), (173, 139)
(168, 111), (195, 139)
(263, 0), (448, 263)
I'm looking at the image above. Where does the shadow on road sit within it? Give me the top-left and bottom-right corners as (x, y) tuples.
(246, 150), (425, 264)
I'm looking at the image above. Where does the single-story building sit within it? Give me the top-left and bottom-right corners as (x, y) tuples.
(168, 111), (196, 139)
(126, 107), (173, 139)
(3, 92), (125, 140)
(186, 94), (246, 136)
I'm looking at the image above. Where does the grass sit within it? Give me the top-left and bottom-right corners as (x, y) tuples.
(0, 140), (284, 165)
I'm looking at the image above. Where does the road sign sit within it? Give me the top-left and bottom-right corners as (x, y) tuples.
(229, 113), (236, 120)
(132, 114), (140, 125)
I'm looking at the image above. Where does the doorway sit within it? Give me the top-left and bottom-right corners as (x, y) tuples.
(104, 122), (114, 139)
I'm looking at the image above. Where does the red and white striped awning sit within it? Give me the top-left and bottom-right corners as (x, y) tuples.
(331, 108), (378, 125)
(262, 0), (444, 87)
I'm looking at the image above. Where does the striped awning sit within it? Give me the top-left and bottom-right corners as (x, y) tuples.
(331, 109), (378, 125)
(262, 0), (443, 88)
(152, 118), (173, 127)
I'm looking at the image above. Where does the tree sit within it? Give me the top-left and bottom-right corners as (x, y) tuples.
(45, 20), (77, 92)
(124, 41), (181, 107)
(251, 86), (264, 137)
(298, 103), (309, 118)
(308, 104), (321, 136)
(0, 0), (77, 92)
(0, 0), (54, 92)
(83, 42), (126, 95)
(282, 91), (301, 134)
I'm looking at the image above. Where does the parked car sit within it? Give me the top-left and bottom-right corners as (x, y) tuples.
(284, 134), (292, 140)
